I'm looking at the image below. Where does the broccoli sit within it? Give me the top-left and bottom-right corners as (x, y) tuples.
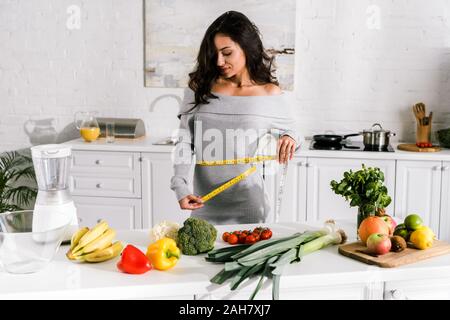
(176, 217), (217, 255)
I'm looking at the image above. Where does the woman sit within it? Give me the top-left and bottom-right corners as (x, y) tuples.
(170, 11), (301, 224)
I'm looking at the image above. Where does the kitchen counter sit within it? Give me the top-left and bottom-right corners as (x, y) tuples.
(65, 137), (450, 161)
(2, 221), (450, 300)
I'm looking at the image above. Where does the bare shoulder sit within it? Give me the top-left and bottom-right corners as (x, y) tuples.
(263, 83), (282, 95)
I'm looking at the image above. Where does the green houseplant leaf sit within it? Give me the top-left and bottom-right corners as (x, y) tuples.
(0, 150), (37, 213)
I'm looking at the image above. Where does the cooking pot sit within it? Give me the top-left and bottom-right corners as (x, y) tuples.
(361, 123), (396, 149)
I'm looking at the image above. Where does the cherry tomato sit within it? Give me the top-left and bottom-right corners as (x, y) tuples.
(252, 232), (260, 242)
(238, 233), (247, 244)
(245, 234), (257, 244)
(222, 232), (231, 242)
(227, 233), (238, 245)
(261, 229), (273, 240)
(253, 227), (263, 234)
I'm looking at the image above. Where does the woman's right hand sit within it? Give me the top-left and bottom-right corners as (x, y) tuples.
(179, 195), (204, 210)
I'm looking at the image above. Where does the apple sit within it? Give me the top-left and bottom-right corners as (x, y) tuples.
(358, 216), (390, 245)
(381, 215), (397, 235)
(366, 233), (392, 255)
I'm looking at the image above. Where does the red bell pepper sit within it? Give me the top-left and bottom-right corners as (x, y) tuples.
(117, 244), (152, 274)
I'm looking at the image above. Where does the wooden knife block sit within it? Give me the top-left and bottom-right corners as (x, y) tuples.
(416, 123), (432, 143)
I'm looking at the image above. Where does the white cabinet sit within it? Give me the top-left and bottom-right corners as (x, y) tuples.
(141, 152), (190, 228)
(70, 150), (142, 229)
(266, 157), (396, 223)
(306, 158), (396, 223)
(264, 157), (307, 223)
(395, 160), (442, 236)
(70, 150), (192, 230)
(384, 278), (450, 300)
(70, 151), (141, 198)
(439, 161), (450, 241)
(68, 146), (448, 239)
(196, 282), (382, 300)
(72, 196), (141, 229)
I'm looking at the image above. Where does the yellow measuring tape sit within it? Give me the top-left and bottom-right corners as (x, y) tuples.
(201, 166), (257, 202)
(198, 155), (278, 202)
(197, 155), (277, 166)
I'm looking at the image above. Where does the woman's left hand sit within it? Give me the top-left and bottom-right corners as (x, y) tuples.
(278, 135), (296, 164)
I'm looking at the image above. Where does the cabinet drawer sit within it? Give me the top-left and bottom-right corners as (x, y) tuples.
(71, 151), (139, 176)
(385, 278), (450, 300)
(69, 175), (141, 198)
(196, 283), (371, 300)
(69, 150), (141, 197)
(73, 196), (141, 229)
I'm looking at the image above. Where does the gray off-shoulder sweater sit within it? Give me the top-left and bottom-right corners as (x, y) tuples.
(170, 90), (302, 225)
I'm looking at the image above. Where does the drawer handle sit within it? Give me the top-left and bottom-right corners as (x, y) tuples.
(95, 160), (102, 165)
(96, 219), (102, 223)
(96, 183), (102, 189)
(389, 289), (409, 300)
(78, 217), (83, 224)
(442, 166), (450, 171)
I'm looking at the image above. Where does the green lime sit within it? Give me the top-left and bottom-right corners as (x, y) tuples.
(395, 223), (406, 232)
(404, 214), (423, 231)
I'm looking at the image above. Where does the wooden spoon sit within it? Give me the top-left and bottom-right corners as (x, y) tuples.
(413, 105), (422, 125)
(414, 102), (426, 125)
(412, 105), (419, 122)
(418, 103), (426, 118)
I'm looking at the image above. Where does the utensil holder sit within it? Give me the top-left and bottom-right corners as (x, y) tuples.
(416, 123), (431, 143)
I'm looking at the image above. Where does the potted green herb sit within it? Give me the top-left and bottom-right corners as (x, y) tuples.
(0, 150), (37, 212)
(330, 164), (392, 234)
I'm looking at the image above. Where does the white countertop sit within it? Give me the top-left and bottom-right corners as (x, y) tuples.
(2, 221), (450, 300)
(65, 137), (450, 161)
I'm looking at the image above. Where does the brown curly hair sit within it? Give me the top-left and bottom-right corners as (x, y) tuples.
(188, 11), (278, 106)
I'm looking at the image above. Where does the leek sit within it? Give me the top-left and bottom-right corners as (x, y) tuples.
(207, 220), (347, 300)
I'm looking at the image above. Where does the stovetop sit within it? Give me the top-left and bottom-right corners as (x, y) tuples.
(310, 141), (395, 152)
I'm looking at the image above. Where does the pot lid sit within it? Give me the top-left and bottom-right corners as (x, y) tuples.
(363, 123), (390, 133)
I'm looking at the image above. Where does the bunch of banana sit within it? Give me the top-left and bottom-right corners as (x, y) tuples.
(66, 220), (123, 263)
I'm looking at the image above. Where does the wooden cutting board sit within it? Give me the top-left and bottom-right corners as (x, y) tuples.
(338, 240), (450, 268)
(397, 143), (441, 152)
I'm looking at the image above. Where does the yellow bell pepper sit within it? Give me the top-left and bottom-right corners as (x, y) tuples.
(146, 237), (180, 270)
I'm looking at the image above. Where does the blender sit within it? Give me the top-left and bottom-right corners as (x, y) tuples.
(31, 144), (78, 242)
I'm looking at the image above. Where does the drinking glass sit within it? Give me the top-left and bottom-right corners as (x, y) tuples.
(106, 122), (115, 143)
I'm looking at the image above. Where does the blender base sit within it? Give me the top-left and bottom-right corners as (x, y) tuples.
(32, 201), (78, 242)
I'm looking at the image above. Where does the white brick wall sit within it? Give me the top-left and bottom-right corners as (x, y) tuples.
(296, 0), (450, 139)
(1, 0), (450, 153)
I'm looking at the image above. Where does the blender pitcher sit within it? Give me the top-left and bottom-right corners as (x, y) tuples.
(31, 144), (78, 242)
(75, 111), (100, 142)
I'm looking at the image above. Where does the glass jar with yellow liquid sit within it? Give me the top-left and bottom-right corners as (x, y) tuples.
(74, 111), (100, 142)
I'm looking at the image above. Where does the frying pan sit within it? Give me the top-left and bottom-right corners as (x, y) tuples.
(313, 133), (361, 144)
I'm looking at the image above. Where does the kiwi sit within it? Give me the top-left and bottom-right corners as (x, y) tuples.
(390, 235), (407, 252)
